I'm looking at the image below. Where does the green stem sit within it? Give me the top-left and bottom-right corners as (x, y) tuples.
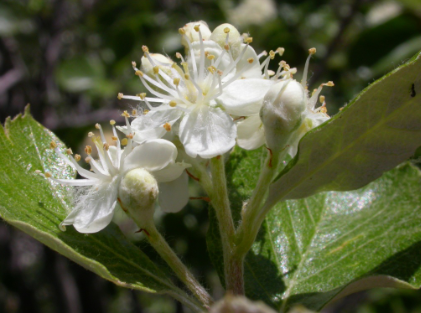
(134, 218), (213, 309)
(209, 156), (243, 294)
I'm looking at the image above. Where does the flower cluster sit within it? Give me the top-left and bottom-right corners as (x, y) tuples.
(47, 21), (333, 233)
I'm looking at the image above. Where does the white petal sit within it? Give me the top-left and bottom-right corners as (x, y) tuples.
(61, 179), (119, 233)
(237, 114), (265, 150)
(236, 44), (262, 78)
(179, 105), (236, 159)
(158, 172), (189, 213)
(122, 139), (178, 173)
(217, 79), (274, 116)
(152, 162), (190, 183)
(118, 107), (183, 144)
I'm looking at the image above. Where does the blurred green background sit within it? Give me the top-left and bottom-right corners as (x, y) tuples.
(1, 0), (421, 312)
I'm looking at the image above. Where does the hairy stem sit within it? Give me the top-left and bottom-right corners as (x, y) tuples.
(210, 156), (243, 294)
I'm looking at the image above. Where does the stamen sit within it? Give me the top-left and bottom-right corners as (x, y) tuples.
(247, 58), (254, 64)
(66, 148), (73, 155)
(110, 120), (116, 125)
(117, 93), (123, 100)
(163, 123), (171, 131)
(74, 154), (81, 162)
(132, 109), (137, 116)
(121, 138), (128, 146)
(85, 145), (92, 155)
(302, 47), (316, 88)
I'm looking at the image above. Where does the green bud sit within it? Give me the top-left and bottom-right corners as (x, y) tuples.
(118, 168), (158, 223)
(260, 79), (307, 153)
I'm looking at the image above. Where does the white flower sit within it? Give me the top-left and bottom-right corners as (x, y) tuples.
(48, 121), (189, 233)
(118, 22), (277, 159)
(238, 48), (333, 156)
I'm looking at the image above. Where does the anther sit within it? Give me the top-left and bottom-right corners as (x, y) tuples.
(50, 141), (57, 149)
(88, 132), (94, 138)
(132, 109), (137, 116)
(121, 138), (128, 146)
(103, 143), (110, 151)
(117, 93), (123, 100)
(74, 154), (81, 162)
(178, 28), (186, 35)
(247, 58), (254, 64)
(194, 24), (200, 32)
(127, 133), (134, 139)
(325, 81), (334, 87)
(269, 50), (276, 59)
(277, 47), (285, 56)
(142, 45), (149, 53)
(131, 61), (136, 67)
(121, 111), (130, 118)
(95, 123), (101, 130)
(173, 78), (180, 86)
(135, 70), (143, 77)
(153, 66), (159, 75)
(138, 93), (146, 100)
(207, 66), (216, 74)
(85, 157), (91, 163)
(44, 172), (52, 178)
(224, 44), (229, 51)
(66, 148), (73, 155)
(245, 37), (253, 44)
(309, 47), (316, 55)
(163, 123), (171, 131)
(319, 95), (325, 104)
(224, 27), (230, 33)
(184, 74), (189, 80)
(320, 106), (328, 114)
(169, 100), (177, 107)
(111, 136), (118, 141)
(207, 54), (215, 60)
(35, 170), (41, 174)
(143, 109), (149, 114)
(110, 120), (116, 125)
(85, 145), (92, 155)
(176, 52), (182, 59)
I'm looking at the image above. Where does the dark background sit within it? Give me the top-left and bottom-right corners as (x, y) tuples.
(1, 0), (421, 312)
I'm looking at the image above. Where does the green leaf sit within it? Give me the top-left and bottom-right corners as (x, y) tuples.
(0, 108), (202, 310)
(246, 164), (421, 311)
(267, 51), (421, 205)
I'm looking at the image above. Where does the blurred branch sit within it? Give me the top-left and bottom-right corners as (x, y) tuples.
(0, 69), (24, 95)
(310, 0), (365, 84)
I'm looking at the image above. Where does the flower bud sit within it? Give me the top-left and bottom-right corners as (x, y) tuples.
(260, 79), (307, 153)
(118, 168), (158, 223)
(181, 21), (212, 48)
(210, 23), (242, 58)
(141, 53), (174, 77)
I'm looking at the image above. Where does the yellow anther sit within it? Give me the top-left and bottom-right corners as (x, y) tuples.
(178, 28), (186, 35)
(173, 78), (180, 86)
(117, 92), (123, 100)
(319, 95), (325, 103)
(325, 81), (334, 87)
(127, 133), (134, 139)
(163, 123), (171, 131)
(110, 120), (116, 125)
(207, 66), (216, 74)
(131, 61), (136, 67)
(279, 60), (286, 67)
(309, 47), (316, 55)
(277, 47), (285, 56)
(207, 54), (215, 60)
(103, 143), (110, 151)
(66, 148), (73, 155)
(111, 136), (118, 141)
(194, 25), (200, 32)
(44, 172), (52, 178)
(137, 93), (146, 100)
(88, 132), (94, 138)
(320, 106), (328, 114)
(74, 154), (81, 162)
(95, 123), (101, 129)
(269, 50), (276, 59)
(245, 37), (253, 44)
(204, 51), (209, 57)
(132, 109), (137, 116)
(50, 141), (57, 149)
(142, 45), (149, 53)
(153, 66), (160, 74)
(224, 27), (230, 33)
(135, 70), (143, 77)
(121, 138), (128, 146)
(143, 109), (149, 114)
(121, 111), (130, 118)
(176, 52), (182, 59)
(85, 157), (91, 163)
(169, 100), (177, 107)
(312, 89), (318, 96)
(217, 70), (223, 76)
(224, 44), (229, 51)
(85, 145), (92, 155)
(184, 74), (189, 80)
(247, 58), (254, 64)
